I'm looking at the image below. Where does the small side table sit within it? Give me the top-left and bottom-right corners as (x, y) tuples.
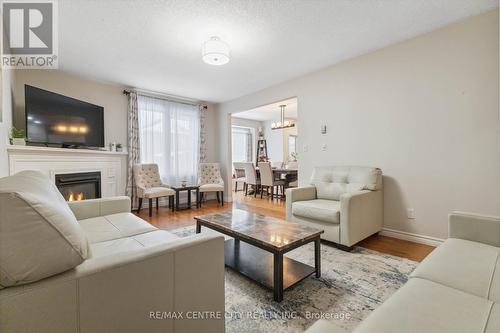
(170, 185), (200, 211)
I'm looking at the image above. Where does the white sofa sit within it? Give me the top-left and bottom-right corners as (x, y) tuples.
(0, 171), (225, 333)
(305, 212), (500, 333)
(286, 166), (383, 249)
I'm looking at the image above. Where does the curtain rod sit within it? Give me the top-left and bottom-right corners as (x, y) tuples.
(123, 89), (207, 108)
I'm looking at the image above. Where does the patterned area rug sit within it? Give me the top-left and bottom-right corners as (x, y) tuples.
(171, 226), (417, 333)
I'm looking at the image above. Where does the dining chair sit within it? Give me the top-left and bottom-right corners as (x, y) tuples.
(258, 162), (285, 199)
(232, 162), (246, 192)
(198, 162), (224, 206)
(242, 162), (260, 197)
(133, 163), (175, 216)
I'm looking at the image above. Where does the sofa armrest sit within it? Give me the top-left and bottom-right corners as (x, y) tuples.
(68, 196), (131, 220)
(77, 234), (225, 333)
(286, 186), (317, 220)
(449, 211), (500, 247)
(340, 190), (383, 247)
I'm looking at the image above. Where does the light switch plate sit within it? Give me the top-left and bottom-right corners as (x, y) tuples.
(407, 208), (416, 219)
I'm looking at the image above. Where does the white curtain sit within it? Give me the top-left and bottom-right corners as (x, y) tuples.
(138, 95), (200, 185)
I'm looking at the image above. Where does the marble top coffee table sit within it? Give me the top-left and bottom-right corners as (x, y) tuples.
(194, 209), (324, 302)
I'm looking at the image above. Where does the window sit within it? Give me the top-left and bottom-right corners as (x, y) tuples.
(138, 95), (200, 185)
(232, 126), (254, 163)
(288, 135), (297, 156)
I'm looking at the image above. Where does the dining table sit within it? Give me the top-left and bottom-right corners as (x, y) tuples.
(234, 166), (298, 198)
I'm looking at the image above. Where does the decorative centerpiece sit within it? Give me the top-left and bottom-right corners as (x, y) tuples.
(115, 143), (123, 152)
(181, 179), (187, 187)
(10, 127), (26, 146)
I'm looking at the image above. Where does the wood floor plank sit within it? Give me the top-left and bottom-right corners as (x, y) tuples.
(137, 191), (435, 262)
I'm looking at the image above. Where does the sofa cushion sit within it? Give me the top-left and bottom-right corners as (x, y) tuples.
(90, 230), (180, 257)
(411, 238), (500, 301)
(0, 170), (90, 288)
(78, 212), (157, 244)
(355, 278), (494, 333)
(310, 166), (382, 200)
(292, 199), (340, 224)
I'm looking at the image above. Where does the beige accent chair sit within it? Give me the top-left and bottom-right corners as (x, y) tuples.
(242, 162), (260, 197)
(286, 166), (383, 250)
(258, 162), (285, 199)
(0, 171), (225, 333)
(133, 163), (175, 216)
(198, 163), (224, 206)
(305, 212), (500, 333)
(232, 162), (247, 192)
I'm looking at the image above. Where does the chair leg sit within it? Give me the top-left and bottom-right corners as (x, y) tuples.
(245, 183), (248, 196)
(137, 198), (143, 213)
(221, 191), (224, 206)
(216, 191), (220, 203)
(254, 185), (257, 198)
(270, 186), (273, 200)
(234, 182), (237, 192)
(148, 198), (153, 217)
(261, 186), (264, 199)
(170, 196), (174, 212)
(156, 197), (159, 210)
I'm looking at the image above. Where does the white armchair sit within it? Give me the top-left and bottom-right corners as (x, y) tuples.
(286, 166), (383, 250)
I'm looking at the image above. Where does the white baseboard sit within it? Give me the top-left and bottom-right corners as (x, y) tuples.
(379, 228), (444, 247)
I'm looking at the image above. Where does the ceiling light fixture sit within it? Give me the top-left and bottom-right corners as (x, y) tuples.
(202, 36), (230, 65)
(271, 105), (295, 130)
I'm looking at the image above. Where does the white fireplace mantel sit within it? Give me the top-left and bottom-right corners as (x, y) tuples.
(7, 145), (128, 197)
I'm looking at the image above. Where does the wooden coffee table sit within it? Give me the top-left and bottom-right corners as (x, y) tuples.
(195, 209), (324, 302)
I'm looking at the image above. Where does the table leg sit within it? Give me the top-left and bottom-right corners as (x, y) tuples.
(187, 189), (192, 208)
(196, 188), (200, 208)
(273, 252), (283, 302)
(315, 237), (321, 278)
(175, 190), (180, 211)
(196, 221), (201, 233)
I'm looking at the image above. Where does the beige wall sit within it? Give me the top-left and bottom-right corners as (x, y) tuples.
(13, 70), (128, 147)
(216, 10), (500, 240)
(0, 69), (15, 177)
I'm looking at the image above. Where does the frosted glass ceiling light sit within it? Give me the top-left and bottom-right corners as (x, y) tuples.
(202, 36), (230, 65)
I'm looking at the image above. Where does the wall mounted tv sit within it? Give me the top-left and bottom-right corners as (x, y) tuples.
(25, 85), (105, 148)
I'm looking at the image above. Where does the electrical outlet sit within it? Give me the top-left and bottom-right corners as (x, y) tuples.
(321, 144), (327, 151)
(407, 208), (416, 220)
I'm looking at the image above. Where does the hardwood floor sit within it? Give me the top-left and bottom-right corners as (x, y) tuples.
(137, 191), (435, 262)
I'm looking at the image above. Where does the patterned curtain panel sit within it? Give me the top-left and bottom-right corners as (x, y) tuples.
(126, 91), (140, 208)
(199, 105), (208, 164)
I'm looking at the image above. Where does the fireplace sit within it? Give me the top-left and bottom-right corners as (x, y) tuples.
(55, 172), (101, 201)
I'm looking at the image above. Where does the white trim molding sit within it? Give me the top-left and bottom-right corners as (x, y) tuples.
(380, 227), (444, 247)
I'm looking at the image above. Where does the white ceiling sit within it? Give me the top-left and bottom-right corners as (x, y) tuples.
(59, 0), (497, 103)
(233, 98), (297, 122)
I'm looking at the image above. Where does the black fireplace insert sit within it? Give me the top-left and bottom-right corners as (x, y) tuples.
(55, 172), (101, 201)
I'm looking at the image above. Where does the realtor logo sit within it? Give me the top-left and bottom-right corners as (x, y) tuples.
(1, 0), (58, 68)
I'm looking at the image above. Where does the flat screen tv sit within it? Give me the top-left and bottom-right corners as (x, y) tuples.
(25, 85), (104, 148)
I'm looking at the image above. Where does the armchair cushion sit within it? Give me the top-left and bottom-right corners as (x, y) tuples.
(0, 171), (90, 288)
(200, 184), (224, 192)
(143, 187), (175, 199)
(292, 199), (341, 224)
